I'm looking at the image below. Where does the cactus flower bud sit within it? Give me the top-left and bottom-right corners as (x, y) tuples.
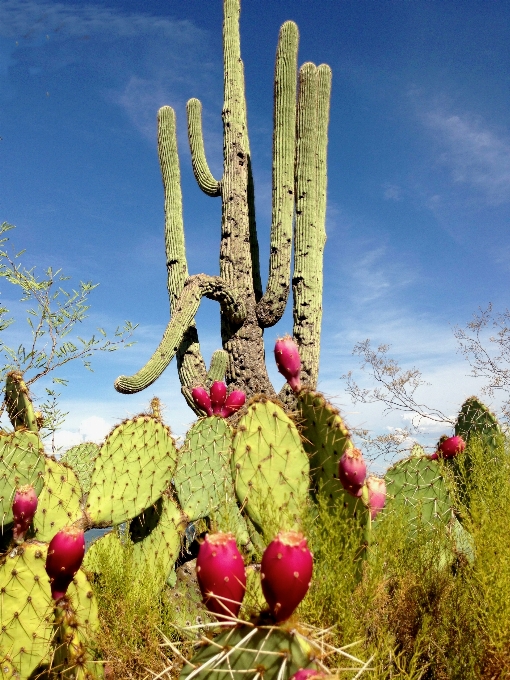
(45, 526), (85, 601)
(366, 475), (386, 520)
(290, 671), (326, 680)
(12, 485), (38, 544)
(274, 336), (301, 392)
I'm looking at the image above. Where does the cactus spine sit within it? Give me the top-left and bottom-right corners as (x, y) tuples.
(114, 0), (332, 410)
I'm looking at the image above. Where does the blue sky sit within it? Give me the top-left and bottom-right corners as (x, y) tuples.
(1, 0), (509, 468)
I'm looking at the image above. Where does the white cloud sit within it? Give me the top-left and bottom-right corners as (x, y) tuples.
(424, 110), (510, 205)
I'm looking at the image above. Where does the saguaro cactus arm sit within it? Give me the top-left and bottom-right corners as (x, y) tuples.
(114, 274), (246, 394)
(292, 62), (332, 389)
(186, 98), (222, 197)
(158, 105), (208, 393)
(256, 21), (299, 329)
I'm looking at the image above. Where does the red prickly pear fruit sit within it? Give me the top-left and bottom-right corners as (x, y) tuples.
(366, 475), (386, 520)
(430, 452), (439, 460)
(274, 336), (301, 392)
(338, 447), (367, 496)
(12, 485), (38, 544)
(45, 526), (85, 601)
(260, 531), (313, 623)
(290, 671), (326, 680)
(196, 532), (246, 619)
(210, 381), (227, 415)
(438, 435), (466, 459)
(192, 387), (213, 416)
(220, 390), (246, 418)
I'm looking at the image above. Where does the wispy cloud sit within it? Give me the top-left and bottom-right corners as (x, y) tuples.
(424, 110), (510, 205)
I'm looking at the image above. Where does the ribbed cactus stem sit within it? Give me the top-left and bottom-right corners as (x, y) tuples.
(256, 21), (299, 328)
(292, 61), (332, 389)
(187, 98), (222, 197)
(115, 274), (246, 394)
(158, 105), (208, 392)
(5, 371), (39, 432)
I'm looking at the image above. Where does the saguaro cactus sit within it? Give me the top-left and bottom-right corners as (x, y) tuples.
(114, 0), (332, 411)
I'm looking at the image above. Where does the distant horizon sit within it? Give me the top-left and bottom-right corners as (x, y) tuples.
(1, 0), (508, 472)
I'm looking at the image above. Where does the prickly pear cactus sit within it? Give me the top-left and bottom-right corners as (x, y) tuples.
(232, 397), (309, 534)
(32, 457), (83, 542)
(385, 454), (454, 533)
(4, 372), (39, 433)
(298, 391), (353, 499)
(0, 542), (53, 680)
(60, 442), (99, 497)
(174, 417), (233, 521)
(86, 415), (177, 526)
(0, 430), (45, 527)
(179, 624), (318, 679)
(455, 396), (501, 447)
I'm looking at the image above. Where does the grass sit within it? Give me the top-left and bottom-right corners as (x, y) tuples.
(82, 435), (510, 679)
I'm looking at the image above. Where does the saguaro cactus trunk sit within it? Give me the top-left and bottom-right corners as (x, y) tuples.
(114, 0), (331, 412)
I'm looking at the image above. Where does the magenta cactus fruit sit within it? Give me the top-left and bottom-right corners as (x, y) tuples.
(220, 390), (246, 417)
(290, 671), (326, 680)
(196, 532), (246, 618)
(45, 526), (86, 601)
(338, 447), (367, 496)
(191, 386), (213, 416)
(12, 485), (38, 544)
(438, 435), (466, 459)
(260, 531), (313, 623)
(274, 335), (302, 392)
(210, 381), (227, 415)
(366, 475), (386, 520)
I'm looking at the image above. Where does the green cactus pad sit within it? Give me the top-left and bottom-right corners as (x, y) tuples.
(60, 442), (99, 497)
(52, 570), (103, 679)
(129, 492), (186, 586)
(232, 397), (309, 533)
(174, 417), (234, 521)
(297, 390), (354, 502)
(86, 415), (177, 527)
(32, 457), (83, 542)
(0, 430), (45, 528)
(4, 372), (39, 433)
(0, 542), (53, 680)
(385, 455), (454, 533)
(455, 396), (501, 446)
(179, 624), (317, 679)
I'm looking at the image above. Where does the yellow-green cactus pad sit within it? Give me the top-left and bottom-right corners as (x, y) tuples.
(0, 430), (45, 528)
(86, 415), (177, 527)
(174, 417), (234, 521)
(232, 397), (309, 532)
(385, 455), (454, 533)
(130, 493), (186, 587)
(32, 457), (83, 542)
(60, 442), (99, 497)
(298, 390), (354, 503)
(0, 542), (53, 680)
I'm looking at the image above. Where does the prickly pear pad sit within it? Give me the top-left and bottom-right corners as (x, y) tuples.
(297, 390), (353, 503)
(0, 542), (53, 680)
(179, 624), (316, 679)
(86, 415), (177, 526)
(33, 457), (83, 542)
(130, 493), (186, 587)
(0, 430), (45, 526)
(174, 417), (233, 521)
(232, 397), (309, 532)
(455, 396), (501, 446)
(61, 441), (99, 496)
(385, 455), (454, 533)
